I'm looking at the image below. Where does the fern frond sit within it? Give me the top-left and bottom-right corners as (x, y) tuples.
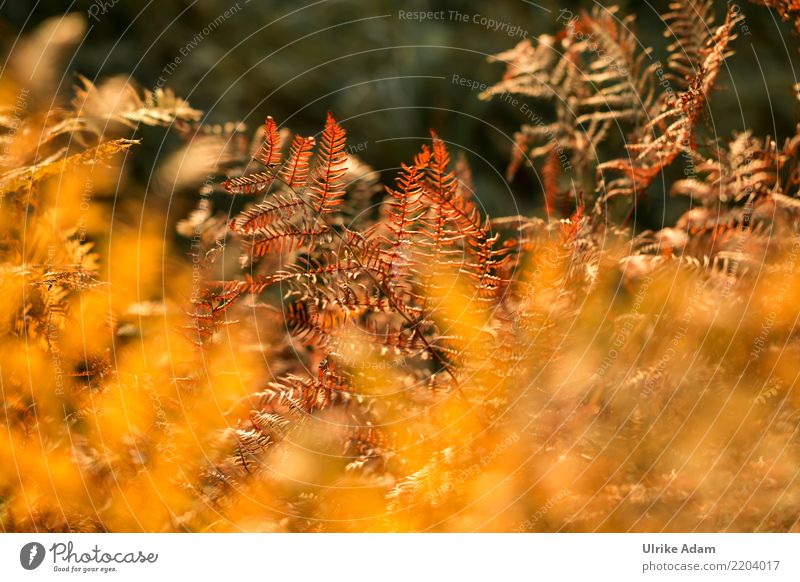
(344, 425), (393, 474)
(421, 135), (484, 242)
(231, 428), (272, 474)
(223, 170), (277, 195)
(285, 301), (330, 346)
(596, 5), (742, 206)
(479, 37), (558, 101)
(772, 191), (800, 211)
(255, 116), (282, 167)
(72, 75), (202, 128)
(382, 161), (426, 279)
(309, 112), (348, 214)
(243, 218), (329, 257)
(136, 86), (203, 125)
(278, 135), (316, 187)
(662, 0), (716, 90)
(480, 7), (655, 193)
(671, 132), (780, 205)
(0, 138), (138, 196)
(463, 234), (511, 301)
(572, 6), (656, 125)
(230, 193), (305, 233)
(248, 410), (290, 436)
(254, 373), (354, 414)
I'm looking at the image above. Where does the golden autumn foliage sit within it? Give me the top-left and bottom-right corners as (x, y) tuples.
(2, 2), (800, 533)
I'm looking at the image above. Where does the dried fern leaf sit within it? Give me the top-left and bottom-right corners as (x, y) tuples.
(255, 116), (282, 167)
(309, 112), (348, 214)
(0, 138), (138, 196)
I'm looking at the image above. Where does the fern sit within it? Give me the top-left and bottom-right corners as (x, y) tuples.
(72, 74), (202, 128)
(662, 0), (717, 90)
(255, 116), (282, 167)
(309, 112), (348, 214)
(596, 5), (742, 209)
(224, 170), (278, 195)
(278, 135), (316, 187)
(0, 138), (138, 197)
(480, 6), (656, 190)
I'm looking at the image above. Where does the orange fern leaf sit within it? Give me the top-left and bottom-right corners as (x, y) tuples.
(310, 112), (348, 214)
(279, 135), (316, 188)
(597, 5), (742, 205)
(229, 193), (305, 234)
(224, 171), (278, 195)
(383, 161), (425, 278)
(255, 115), (282, 167)
(560, 195), (585, 246)
(427, 130), (458, 200)
(662, 0), (716, 90)
(244, 219), (328, 257)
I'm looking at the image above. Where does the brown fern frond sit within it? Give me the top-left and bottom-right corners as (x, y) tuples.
(285, 301), (330, 346)
(344, 425), (393, 473)
(215, 246), (383, 305)
(479, 37), (564, 182)
(559, 197), (586, 247)
(479, 7), (656, 191)
(277, 251), (377, 285)
(382, 161), (426, 279)
(597, 5), (742, 207)
(463, 233), (511, 301)
(231, 428), (272, 474)
(571, 6), (656, 125)
(278, 135), (316, 187)
(253, 373), (354, 414)
(255, 116), (282, 167)
(72, 75), (203, 128)
(480, 37), (558, 101)
(244, 218), (329, 257)
(248, 410), (290, 436)
(230, 193), (305, 234)
(506, 132), (530, 182)
(223, 170), (278, 195)
(662, 0), (716, 89)
(671, 132), (781, 205)
(772, 191), (800, 211)
(0, 138), (138, 196)
(348, 322), (431, 356)
(421, 136), (484, 242)
(217, 273), (274, 299)
(309, 112), (348, 214)
(428, 131), (454, 192)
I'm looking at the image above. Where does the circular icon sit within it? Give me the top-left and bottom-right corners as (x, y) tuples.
(20, 542), (46, 570)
